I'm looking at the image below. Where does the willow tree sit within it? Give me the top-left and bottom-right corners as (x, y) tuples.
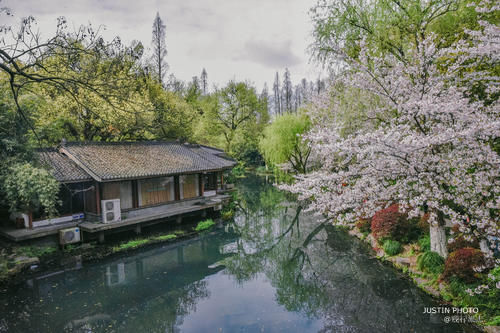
(259, 113), (311, 173)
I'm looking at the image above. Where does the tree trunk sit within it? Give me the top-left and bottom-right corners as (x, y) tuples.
(28, 211), (33, 230)
(430, 223), (448, 258)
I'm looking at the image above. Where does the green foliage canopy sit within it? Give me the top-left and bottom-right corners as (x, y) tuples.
(3, 163), (60, 216)
(259, 113), (311, 173)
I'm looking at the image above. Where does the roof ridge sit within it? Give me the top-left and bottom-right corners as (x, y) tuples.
(65, 140), (179, 146)
(62, 141), (224, 151)
(198, 144), (225, 152)
(186, 146), (221, 168)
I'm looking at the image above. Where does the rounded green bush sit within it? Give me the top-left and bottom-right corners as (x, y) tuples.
(383, 240), (402, 256)
(417, 251), (444, 274)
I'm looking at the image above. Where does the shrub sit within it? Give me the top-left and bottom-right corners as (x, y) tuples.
(221, 209), (234, 220)
(447, 225), (480, 252)
(443, 248), (485, 283)
(417, 251), (445, 274)
(371, 204), (410, 243)
(418, 235), (431, 252)
(355, 218), (371, 234)
(447, 236), (480, 252)
(383, 240), (402, 256)
(195, 219), (215, 232)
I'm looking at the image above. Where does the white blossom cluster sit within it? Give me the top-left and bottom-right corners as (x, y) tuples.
(282, 1), (500, 273)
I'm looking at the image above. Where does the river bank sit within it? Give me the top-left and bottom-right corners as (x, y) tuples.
(347, 227), (499, 332)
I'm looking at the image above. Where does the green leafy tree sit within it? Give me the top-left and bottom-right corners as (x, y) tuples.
(259, 113), (311, 173)
(148, 79), (197, 141)
(3, 163), (60, 221)
(200, 81), (265, 154)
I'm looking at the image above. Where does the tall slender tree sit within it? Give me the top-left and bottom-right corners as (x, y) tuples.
(200, 68), (208, 95)
(294, 85), (301, 112)
(151, 12), (168, 86)
(260, 83), (270, 117)
(273, 72), (281, 116)
(315, 77), (325, 95)
(283, 68), (293, 112)
(301, 78), (309, 103)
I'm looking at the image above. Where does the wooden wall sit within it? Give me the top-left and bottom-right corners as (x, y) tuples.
(138, 177), (175, 207)
(95, 173), (204, 211)
(101, 181), (135, 210)
(180, 174), (199, 199)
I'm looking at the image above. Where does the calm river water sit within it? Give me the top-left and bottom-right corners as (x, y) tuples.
(0, 174), (475, 332)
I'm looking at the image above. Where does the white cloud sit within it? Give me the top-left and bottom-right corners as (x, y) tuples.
(237, 40), (302, 68)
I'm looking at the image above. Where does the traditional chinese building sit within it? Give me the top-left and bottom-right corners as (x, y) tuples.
(2, 141), (236, 242)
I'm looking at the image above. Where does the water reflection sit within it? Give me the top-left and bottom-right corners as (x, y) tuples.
(0, 174), (473, 332)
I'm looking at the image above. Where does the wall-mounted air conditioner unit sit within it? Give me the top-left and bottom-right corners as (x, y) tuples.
(101, 199), (121, 223)
(59, 227), (81, 245)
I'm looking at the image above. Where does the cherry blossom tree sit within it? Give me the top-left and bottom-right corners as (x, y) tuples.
(284, 1), (499, 265)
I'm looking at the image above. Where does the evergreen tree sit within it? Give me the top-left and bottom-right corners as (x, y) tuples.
(282, 68), (293, 112)
(301, 78), (309, 102)
(294, 85), (301, 112)
(151, 12), (168, 86)
(200, 68), (208, 95)
(273, 71), (281, 116)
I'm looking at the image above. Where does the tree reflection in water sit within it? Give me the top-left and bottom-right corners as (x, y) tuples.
(0, 174), (474, 333)
(224, 174), (471, 333)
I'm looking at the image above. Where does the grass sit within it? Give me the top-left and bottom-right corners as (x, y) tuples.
(195, 219), (215, 232)
(17, 245), (58, 258)
(113, 239), (149, 252)
(417, 251), (444, 274)
(153, 234), (176, 241)
(112, 232), (180, 253)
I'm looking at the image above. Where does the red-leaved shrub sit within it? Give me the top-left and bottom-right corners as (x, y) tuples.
(371, 204), (410, 242)
(443, 248), (485, 283)
(447, 236), (480, 252)
(355, 218), (371, 233)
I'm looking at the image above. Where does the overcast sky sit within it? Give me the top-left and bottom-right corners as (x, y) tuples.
(3, 0), (323, 92)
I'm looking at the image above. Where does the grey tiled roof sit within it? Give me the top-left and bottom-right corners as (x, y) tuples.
(37, 149), (93, 183)
(60, 141), (236, 182)
(188, 147), (236, 168)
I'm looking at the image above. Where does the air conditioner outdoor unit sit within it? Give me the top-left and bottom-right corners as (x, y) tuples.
(59, 227), (81, 245)
(101, 199), (121, 223)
